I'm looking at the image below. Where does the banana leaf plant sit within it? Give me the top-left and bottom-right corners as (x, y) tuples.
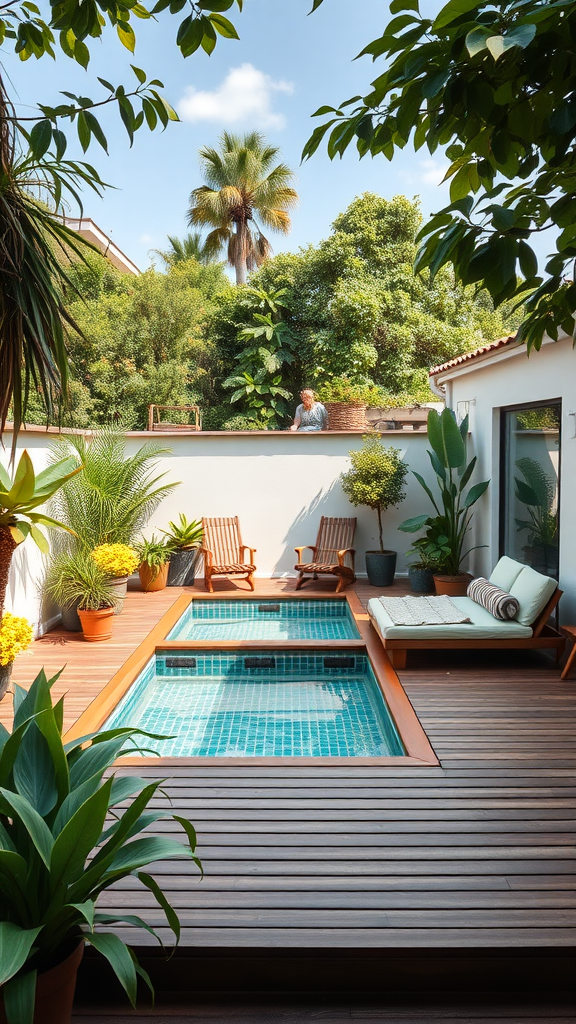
(399, 408), (490, 576)
(0, 451), (82, 613)
(0, 667), (201, 1023)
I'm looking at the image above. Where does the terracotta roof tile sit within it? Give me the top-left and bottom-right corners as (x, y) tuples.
(429, 334), (518, 377)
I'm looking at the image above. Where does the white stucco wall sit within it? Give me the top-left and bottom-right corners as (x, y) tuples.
(2, 427), (431, 633)
(434, 335), (576, 623)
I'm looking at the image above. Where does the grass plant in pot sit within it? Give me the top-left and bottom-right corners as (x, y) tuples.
(399, 409), (490, 596)
(340, 434), (408, 587)
(90, 543), (139, 614)
(161, 515), (203, 586)
(0, 667), (201, 1024)
(138, 535), (171, 592)
(45, 550), (118, 640)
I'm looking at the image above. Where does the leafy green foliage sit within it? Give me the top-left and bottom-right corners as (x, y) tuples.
(188, 131), (298, 285)
(0, 451), (81, 550)
(514, 457), (558, 551)
(44, 548), (119, 611)
(316, 376), (385, 407)
(399, 409), (490, 575)
(0, 668), (200, 1024)
(153, 233), (219, 268)
(307, 0), (576, 350)
(137, 535), (172, 581)
(160, 514), (203, 550)
(340, 435), (408, 551)
(48, 428), (178, 550)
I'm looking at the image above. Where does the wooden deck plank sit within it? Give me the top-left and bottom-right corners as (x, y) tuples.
(2, 576), (575, 953)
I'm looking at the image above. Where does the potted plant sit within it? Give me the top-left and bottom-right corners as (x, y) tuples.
(43, 551), (83, 632)
(0, 667), (200, 1024)
(0, 611), (33, 700)
(399, 408), (490, 596)
(0, 450), (82, 614)
(45, 550), (118, 641)
(137, 535), (172, 592)
(340, 434), (408, 587)
(161, 515), (203, 586)
(406, 535), (446, 594)
(91, 543), (139, 613)
(317, 377), (384, 431)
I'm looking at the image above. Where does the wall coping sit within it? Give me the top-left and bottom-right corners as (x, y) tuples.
(5, 425), (428, 439)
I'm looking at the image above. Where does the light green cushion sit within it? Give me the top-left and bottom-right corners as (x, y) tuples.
(508, 565), (557, 626)
(489, 556), (525, 592)
(367, 597), (532, 640)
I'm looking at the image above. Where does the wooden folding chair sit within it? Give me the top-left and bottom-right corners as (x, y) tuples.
(201, 517), (257, 593)
(294, 516), (356, 593)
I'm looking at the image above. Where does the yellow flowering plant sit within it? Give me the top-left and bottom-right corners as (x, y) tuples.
(0, 612), (33, 666)
(91, 543), (139, 578)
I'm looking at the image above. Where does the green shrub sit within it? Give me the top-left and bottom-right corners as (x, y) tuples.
(340, 435), (408, 551)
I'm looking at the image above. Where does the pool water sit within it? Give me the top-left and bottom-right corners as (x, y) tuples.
(167, 599), (361, 642)
(105, 650), (404, 758)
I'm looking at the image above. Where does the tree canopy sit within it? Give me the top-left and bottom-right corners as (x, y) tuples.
(306, 0), (576, 351)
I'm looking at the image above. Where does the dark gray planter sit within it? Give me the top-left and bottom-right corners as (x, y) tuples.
(167, 548), (199, 587)
(365, 550), (397, 587)
(408, 566), (435, 594)
(61, 602), (82, 632)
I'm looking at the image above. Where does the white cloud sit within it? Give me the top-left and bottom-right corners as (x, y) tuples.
(139, 233), (154, 244)
(419, 158), (449, 186)
(177, 63), (294, 130)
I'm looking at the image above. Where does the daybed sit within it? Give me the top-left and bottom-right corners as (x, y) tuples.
(367, 556), (565, 668)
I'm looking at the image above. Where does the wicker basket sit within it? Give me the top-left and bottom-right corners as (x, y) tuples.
(324, 402), (367, 430)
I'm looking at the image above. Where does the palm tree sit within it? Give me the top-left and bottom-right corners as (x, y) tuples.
(187, 132), (298, 285)
(153, 232), (215, 268)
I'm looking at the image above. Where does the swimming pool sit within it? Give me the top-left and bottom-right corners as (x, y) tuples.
(167, 598), (361, 642)
(104, 649), (404, 758)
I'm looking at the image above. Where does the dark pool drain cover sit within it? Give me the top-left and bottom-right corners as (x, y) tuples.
(165, 657), (197, 669)
(324, 656), (355, 669)
(244, 657), (275, 669)
(258, 603), (280, 612)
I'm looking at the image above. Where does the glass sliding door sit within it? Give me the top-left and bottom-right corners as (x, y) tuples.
(501, 402), (561, 578)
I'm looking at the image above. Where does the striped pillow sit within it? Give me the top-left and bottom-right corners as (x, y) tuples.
(467, 577), (520, 620)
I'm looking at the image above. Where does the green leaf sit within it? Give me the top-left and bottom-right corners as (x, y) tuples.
(29, 524), (49, 553)
(398, 514), (430, 533)
(50, 779), (113, 890)
(463, 479), (490, 508)
(433, 0), (482, 30)
(85, 932), (138, 1006)
(137, 871), (181, 942)
(13, 722), (58, 816)
(29, 119), (52, 160)
(3, 969), (36, 1024)
(0, 788), (54, 867)
(465, 26), (490, 56)
(117, 21), (136, 52)
(209, 12), (239, 37)
(0, 923), (41, 986)
(131, 64), (146, 84)
(440, 408), (466, 468)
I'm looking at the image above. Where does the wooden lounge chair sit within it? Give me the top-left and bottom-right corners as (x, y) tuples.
(367, 556), (565, 668)
(294, 516), (356, 593)
(201, 517), (256, 593)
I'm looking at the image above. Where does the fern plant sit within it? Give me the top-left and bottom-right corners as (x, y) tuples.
(48, 428), (178, 550)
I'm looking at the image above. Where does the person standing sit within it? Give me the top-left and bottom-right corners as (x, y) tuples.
(290, 389), (328, 431)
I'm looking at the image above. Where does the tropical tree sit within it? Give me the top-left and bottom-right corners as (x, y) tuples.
(306, 0), (576, 352)
(0, 0), (243, 441)
(188, 131), (298, 285)
(153, 233), (216, 267)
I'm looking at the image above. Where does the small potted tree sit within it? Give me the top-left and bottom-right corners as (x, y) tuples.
(340, 434), (408, 587)
(161, 515), (203, 586)
(399, 408), (489, 596)
(137, 535), (172, 592)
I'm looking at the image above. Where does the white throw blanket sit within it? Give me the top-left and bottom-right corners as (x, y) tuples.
(378, 595), (471, 626)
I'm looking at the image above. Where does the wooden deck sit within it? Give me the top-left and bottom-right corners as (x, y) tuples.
(4, 578), (576, 1002)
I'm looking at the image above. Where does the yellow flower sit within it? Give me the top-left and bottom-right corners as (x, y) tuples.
(91, 544), (139, 578)
(0, 613), (33, 666)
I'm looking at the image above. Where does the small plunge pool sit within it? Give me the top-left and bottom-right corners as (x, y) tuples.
(167, 598), (361, 642)
(104, 649), (404, 758)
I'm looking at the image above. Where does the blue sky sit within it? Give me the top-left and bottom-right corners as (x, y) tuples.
(8, 0), (457, 270)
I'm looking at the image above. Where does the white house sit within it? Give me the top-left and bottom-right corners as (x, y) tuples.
(430, 332), (576, 623)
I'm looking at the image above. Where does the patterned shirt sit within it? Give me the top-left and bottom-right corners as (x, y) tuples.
(295, 402), (328, 431)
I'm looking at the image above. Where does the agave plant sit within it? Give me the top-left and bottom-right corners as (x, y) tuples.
(160, 514), (203, 550)
(48, 428), (178, 550)
(399, 408), (490, 576)
(0, 668), (200, 1023)
(0, 451), (82, 613)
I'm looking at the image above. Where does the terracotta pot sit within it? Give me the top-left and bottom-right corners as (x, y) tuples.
(0, 661), (12, 702)
(139, 561), (169, 592)
(0, 940), (84, 1024)
(78, 606), (114, 641)
(433, 572), (473, 597)
(109, 575), (128, 614)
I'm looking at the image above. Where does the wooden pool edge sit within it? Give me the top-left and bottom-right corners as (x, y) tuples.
(64, 591), (439, 767)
